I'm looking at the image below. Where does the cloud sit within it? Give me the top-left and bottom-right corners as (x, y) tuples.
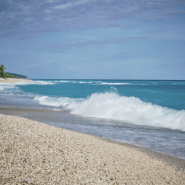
(0, 0), (185, 40)
(27, 60), (53, 67)
(53, 0), (95, 10)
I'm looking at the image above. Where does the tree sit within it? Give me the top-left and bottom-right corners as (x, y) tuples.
(0, 64), (6, 78)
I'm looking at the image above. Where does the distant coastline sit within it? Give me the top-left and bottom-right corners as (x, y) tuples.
(0, 63), (28, 79)
(6, 72), (28, 79)
(0, 64), (31, 83)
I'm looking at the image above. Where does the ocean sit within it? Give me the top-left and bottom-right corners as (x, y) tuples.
(0, 79), (185, 159)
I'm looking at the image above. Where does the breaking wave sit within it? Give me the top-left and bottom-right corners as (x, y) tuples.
(34, 92), (185, 131)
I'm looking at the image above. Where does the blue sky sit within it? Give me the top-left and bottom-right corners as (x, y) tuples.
(0, 0), (185, 79)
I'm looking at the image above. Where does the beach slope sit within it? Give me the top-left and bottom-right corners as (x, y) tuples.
(0, 78), (32, 83)
(0, 114), (185, 184)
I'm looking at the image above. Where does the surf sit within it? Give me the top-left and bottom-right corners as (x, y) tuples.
(34, 92), (185, 131)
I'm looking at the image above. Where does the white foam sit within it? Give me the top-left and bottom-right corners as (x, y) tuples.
(34, 95), (84, 108)
(100, 82), (131, 85)
(58, 80), (81, 83)
(16, 81), (55, 85)
(0, 80), (55, 88)
(79, 81), (92, 84)
(0, 83), (16, 91)
(67, 92), (185, 131)
(59, 80), (73, 83)
(173, 82), (185, 85)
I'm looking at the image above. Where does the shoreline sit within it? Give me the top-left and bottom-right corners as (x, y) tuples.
(1, 106), (185, 167)
(0, 113), (185, 184)
(0, 78), (32, 83)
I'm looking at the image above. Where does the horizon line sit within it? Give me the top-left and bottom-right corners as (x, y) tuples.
(30, 78), (185, 81)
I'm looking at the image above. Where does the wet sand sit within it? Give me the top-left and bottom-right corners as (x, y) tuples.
(0, 78), (32, 83)
(0, 114), (185, 184)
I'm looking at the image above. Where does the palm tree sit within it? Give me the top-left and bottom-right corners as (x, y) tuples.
(0, 64), (6, 78)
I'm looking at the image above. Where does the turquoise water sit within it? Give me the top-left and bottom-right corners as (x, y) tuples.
(20, 80), (185, 110)
(0, 79), (185, 159)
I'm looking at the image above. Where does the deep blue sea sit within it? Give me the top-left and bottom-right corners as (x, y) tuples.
(0, 79), (185, 159)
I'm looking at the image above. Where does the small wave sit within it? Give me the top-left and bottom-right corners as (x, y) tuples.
(34, 95), (84, 108)
(100, 82), (131, 85)
(59, 80), (73, 83)
(173, 82), (185, 85)
(58, 80), (85, 84)
(0, 80), (55, 86)
(0, 83), (16, 91)
(58, 80), (92, 84)
(79, 81), (92, 84)
(16, 81), (55, 85)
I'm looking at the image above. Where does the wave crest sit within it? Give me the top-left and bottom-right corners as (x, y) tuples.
(67, 92), (185, 131)
(31, 92), (185, 131)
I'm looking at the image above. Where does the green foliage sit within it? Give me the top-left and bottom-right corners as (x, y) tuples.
(6, 72), (27, 79)
(0, 63), (28, 79)
(3, 73), (19, 78)
(0, 63), (19, 78)
(0, 71), (19, 78)
(0, 64), (6, 78)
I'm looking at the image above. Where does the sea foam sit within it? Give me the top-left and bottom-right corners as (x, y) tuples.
(0, 83), (15, 91)
(100, 82), (131, 85)
(34, 92), (185, 131)
(34, 96), (83, 107)
(16, 81), (55, 85)
(67, 92), (185, 131)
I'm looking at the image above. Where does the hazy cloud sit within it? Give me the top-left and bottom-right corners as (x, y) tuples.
(53, 0), (95, 10)
(0, 0), (185, 39)
(27, 60), (54, 67)
(0, 36), (146, 53)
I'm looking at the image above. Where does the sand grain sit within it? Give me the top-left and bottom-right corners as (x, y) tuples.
(0, 114), (185, 184)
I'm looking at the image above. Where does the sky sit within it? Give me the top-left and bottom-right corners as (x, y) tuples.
(0, 0), (185, 79)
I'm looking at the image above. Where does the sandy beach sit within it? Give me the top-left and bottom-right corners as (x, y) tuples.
(0, 114), (185, 184)
(0, 78), (32, 83)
